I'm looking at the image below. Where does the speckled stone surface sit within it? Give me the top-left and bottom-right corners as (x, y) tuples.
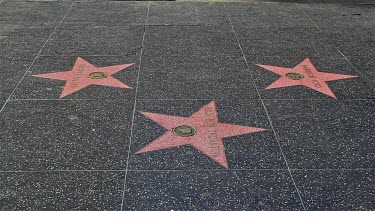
(349, 56), (375, 87)
(40, 25), (144, 56)
(142, 26), (242, 58)
(0, 100), (134, 171)
(147, 2), (230, 26)
(0, 171), (125, 211)
(0, 1), (72, 26)
(235, 27), (342, 58)
(323, 28), (375, 58)
(62, 1), (149, 27)
(0, 57), (33, 101)
(0, 99), (5, 110)
(225, 3), (316, 28)
(123, 170), (304, 210)
(292, 170), (375, 210)
(13, 55), (139, 100)
(0, 24), (54, 57)
(137, 55), (260, 100)
(297, 3), (375, 29)
(264, 100), (375, 169)
(1, 0), (375, 210)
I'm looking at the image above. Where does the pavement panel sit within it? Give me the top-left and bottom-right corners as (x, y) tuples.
(0, 24), (55, 57)
(143, 25), (242, 58)
(40, 25), (144, 56)
(137, 25), (259, 100)
(123, 170), (304, 210)
(62, 1), (149, 27)
(0, 100), (134, 171)
(147, 2), (230, 26)
(0, 171), (125, 211)
(322, 27), (375, 58)
(235, 27), (341, 58)
(137, 55), (260, 99)
(292, 170), (375, 210)
(0, 57), (34, 101)
(297, 2), (375, 14)
(225, 2), (316, 28)
(323, 27), (375, 43)
(0, 1), (72, 26)
(265, 99), (375, 169)
(348, 56), (375, 87)
(298, 3), (375, 27)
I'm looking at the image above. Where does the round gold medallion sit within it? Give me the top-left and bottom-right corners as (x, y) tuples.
(89, 72), (107, 79)
(286, 72), (304, 80)
(172, 125), (197, 137)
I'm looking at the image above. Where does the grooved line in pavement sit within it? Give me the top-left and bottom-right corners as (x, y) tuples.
(223, 3), (308, 210)
(0, 1), (76, 113)
(120, 2), (151, 211)
(0, 168), (373, 174)
(7, 98), (375, 102)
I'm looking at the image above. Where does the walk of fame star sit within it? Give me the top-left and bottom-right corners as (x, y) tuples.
(136, 101), (268, 168)
(32, 57), (134, 98)
(257, 58), (358, 98)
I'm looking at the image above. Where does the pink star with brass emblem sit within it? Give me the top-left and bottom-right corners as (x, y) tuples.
(136, 101), (268, 168)
(32, 57), (134, 98)
(257, 58), (358, 98)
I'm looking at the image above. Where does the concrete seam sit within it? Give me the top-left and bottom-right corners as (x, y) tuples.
(223, 3), (307, 210)
(0, 1), (76, 113)
(120, 2), (151, 211)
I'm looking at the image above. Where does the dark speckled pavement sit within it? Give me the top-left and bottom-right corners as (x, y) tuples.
(0, 0), (374, 210)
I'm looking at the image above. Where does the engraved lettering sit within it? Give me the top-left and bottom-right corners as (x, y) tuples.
(204, 107), (220, 157)
(302, 65), (315, 78)
(311, 79), (322, 88)
(302, 65), (322, 88)
(70, 64), (85, 88)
